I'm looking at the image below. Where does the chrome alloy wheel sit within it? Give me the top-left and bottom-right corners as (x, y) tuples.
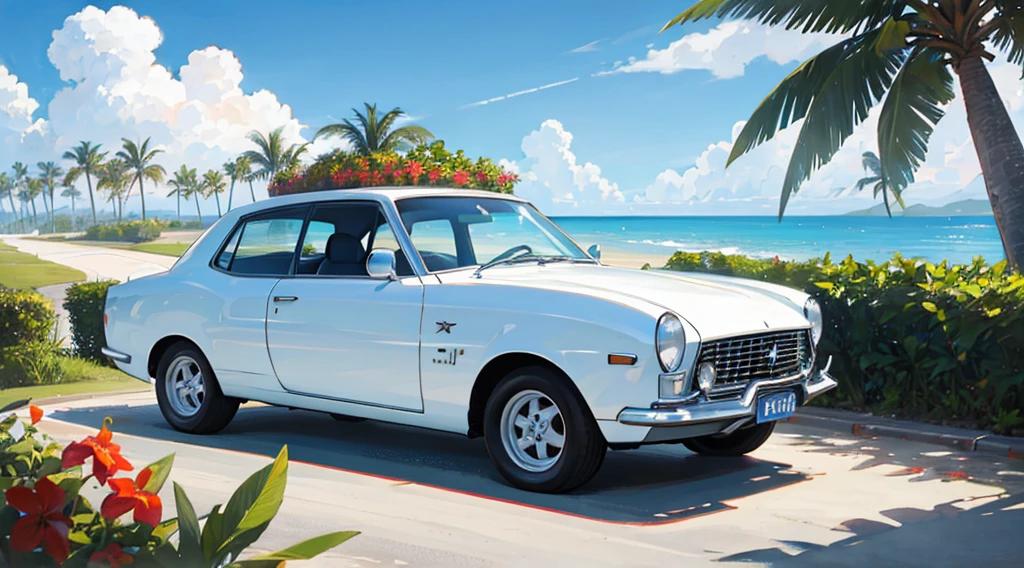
(500, 389), (566, 473)
(165, 355), (206, 417)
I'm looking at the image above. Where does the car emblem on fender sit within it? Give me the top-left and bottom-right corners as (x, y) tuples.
(436, 321), (457, 334)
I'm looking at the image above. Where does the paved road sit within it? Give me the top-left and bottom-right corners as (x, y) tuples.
(3, 235), (176, 282)
(27, 392), (1024, 568)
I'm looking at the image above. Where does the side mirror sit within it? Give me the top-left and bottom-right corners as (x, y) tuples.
(366, 249), (397, 280)
(587, 244), (601, 261)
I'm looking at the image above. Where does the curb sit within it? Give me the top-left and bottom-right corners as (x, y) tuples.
(792, 409), (1024, 461)
(2, 387), (151, 412)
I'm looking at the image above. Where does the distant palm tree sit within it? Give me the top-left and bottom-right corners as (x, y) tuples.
(60, 180), (81, 232)
(0, 173), (15, 231)
(203, 169), (227, 217)
(17, 189), (32, 231)
(117, 137), (165, 221)
(24, 178), (43, 229)
(663, 0), (1024, 267)
(241, 127), (309, 189)
(63, 142), (107, 225)
(12, 163), (29, 231)
(38, 162), (64, 234)
(234, 156), (255, 202)
(853, 151), (905, 218)
(97, 159), (134, 222)
(314, 103), (433, 155)
(166, 165), (197, 223)
(223, 160), (239, 211)
(184, 173), (205, 227)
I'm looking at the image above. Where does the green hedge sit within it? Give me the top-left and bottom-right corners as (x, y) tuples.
(0, 288), (54, 349)
(85, 219), (164, 242)
(661, 251), (1024, 433)
(65, 280), (119, 362)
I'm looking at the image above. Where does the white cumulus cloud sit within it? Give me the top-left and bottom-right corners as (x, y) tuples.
(501, 119), (624, 214)
(600, 20), (843, 79)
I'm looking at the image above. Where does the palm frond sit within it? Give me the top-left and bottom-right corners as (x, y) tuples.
(770, 25), (905, 218)
(855, 175), (882, 191)
(861, 151), (882, 175)
(877, 48), (954, 196)
(662, 0), (903, 34)
(989, 1), (1024, 65)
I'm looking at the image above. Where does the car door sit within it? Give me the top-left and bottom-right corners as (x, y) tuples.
(265, 200), (425, 412)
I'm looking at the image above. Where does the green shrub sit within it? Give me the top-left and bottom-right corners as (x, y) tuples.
(0, 338), (64, 388)
(664, 251), (1024, 424)
(84, 219), (165, 242)
(166, 219), (203, 229)
(0, 288), (55, 350)
(64, 280), (119, 362)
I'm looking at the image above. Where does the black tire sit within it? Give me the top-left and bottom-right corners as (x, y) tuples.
(329, 413), (366, 423)
(682, 421), (776, 456)
(155, 341), (239, 434)
(483, 366), (606, 493)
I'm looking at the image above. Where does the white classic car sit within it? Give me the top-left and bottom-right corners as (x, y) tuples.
(102, 187), (836, 493)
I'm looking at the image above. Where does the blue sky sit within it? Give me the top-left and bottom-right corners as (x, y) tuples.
(0, 1), (1013, 216)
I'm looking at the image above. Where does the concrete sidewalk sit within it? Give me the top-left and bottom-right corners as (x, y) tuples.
(4, 236), (176, 282)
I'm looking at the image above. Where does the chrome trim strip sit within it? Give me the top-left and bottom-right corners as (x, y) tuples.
(617, 370), (837, 427)
(101, 346), (132, 364)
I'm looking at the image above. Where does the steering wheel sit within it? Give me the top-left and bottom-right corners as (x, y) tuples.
(488, 244), (533, 264)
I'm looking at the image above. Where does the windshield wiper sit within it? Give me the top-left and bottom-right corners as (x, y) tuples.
(473, 254), (595, 277)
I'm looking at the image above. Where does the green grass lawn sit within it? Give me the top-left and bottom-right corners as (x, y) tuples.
(0, 241), (86, 289)
(0, 359), (149, 409)
(128, 242), (190, 257)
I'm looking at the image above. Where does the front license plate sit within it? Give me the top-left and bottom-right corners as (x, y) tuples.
(757, 391), (797, 424)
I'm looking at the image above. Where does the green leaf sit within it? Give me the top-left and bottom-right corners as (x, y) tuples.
(213, 446), (290, 562)
(877, 48), (954, 195)
(141, 453), (175, 494)
(173, 482), (205, 567)
(921, 301), (938, 313)
(660, 0), (899, 34)
(875, 17), (910, 54)
(0, 505), (19, 538)
(151, 518), (179, 544)
(0, 399), (30, 413)
(248, 531), (360, 561)
(814, 282), (835, 290)
(201, 505), (225, 560)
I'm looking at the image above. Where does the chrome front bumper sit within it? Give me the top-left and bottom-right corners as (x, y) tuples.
(617, 367), (838, 428)
(101, 346), (132, 364)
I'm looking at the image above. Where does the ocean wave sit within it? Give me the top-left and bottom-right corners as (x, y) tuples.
(949, 224), (993, 229)
(623, 239), (787, 260)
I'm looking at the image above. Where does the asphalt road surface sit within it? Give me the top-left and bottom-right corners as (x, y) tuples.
(29, 392), (1024, 568)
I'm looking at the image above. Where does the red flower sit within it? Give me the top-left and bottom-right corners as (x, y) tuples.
(452, 171), (469, 186)
(6, 477), (72, 563)
(101, 468), (163, 527)
(372, 171), (385, 185)
(61, 419), (133, 485)
(383, 164), (393, 176)
(30, 405), (43, 425)
(90, 543), (134, 567)
(407, 161), (424, 179)
(427, 169), (441, 182)
(476, 171), (489, 182)
(497, 172), (515, 185)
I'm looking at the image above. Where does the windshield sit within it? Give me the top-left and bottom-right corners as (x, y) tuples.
(395, 196), (588, 272)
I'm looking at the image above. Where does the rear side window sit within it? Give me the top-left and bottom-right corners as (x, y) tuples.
(215, 208), (307, 275)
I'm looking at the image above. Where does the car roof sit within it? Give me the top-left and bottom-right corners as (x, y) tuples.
(228, 187), (527, 217)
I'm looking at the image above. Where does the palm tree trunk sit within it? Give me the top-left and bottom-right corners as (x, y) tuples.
(195, 197), (203, 227)
(227, 179), (235, 211)
(960, 57), (1024, 268)
(138, 176), (147, 221)
(215, 190), (222, 217)
(31, 200), (38, 228)
(49, 188), (56, 234)
(176, 192), (181, 223)
(6, 194), (15, 230)
(248, 180), (256, 202)
(71, 197), (76, 231)
(85, 173), (97, 224)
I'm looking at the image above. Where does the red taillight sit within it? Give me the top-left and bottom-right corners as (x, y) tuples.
(104, 313), (109, 327)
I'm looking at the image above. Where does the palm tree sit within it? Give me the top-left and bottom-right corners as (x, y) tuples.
(223, 160), (239, 211)
(184, 174), (204, 227)
(0, 173), (15, 232)
(665, 1), (1024, 267)
(235, 156), (255, 202)
(166, 165), (197, 223)
(203, 169), (227, 217)
(241, 127), (309, 189)
(314, 103), (433, 155)
(17, 189), (32, 231)
(12, 163), (28, 231)
(61, 180), (81, 232)
(851, 151), (906, 218)
(63, 142), (107, 225)
(38, 162), (64, 234)
(117, 137), (165, 221)
(24, 178), (43, 229)
(97, 159), (134, 222)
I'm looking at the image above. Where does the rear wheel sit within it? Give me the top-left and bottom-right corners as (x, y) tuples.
(483, 366), (606, 493)
(682, 421), (776, 456)
(155, 341), (239, 434)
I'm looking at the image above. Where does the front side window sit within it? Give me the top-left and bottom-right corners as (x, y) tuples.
(395, 196), (586, 271)
(216, 208), (307, 275)
(294, 201), (414, 277)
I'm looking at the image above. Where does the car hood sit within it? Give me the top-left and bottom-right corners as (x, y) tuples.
(442, 264), (810, 340)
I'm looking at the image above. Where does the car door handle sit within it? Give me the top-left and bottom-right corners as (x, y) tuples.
(273, 296), (299, 302)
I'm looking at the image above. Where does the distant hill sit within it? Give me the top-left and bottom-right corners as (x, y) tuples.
(845, 199), (993, 217)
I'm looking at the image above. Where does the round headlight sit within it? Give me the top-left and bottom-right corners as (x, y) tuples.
(804, 297), (823, 345)
(697, 362), (716, 395)
(656, 313), (685, 372)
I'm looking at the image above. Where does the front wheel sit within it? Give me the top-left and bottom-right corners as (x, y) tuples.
(155, 341), (239, 434)
(682, 421), (776, 456)
(483, 366), (606, 493)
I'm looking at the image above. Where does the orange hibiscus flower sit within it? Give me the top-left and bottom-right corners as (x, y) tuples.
(90, 543), (134, 567)
(61, 418), (133, 485)
(101, 468), (163, 527)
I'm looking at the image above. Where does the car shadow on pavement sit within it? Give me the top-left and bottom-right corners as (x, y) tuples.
(50, 402), (813, 525)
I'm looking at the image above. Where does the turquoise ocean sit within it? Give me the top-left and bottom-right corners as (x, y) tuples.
(550, 216), (1003, 265)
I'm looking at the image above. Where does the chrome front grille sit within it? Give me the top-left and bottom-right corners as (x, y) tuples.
(695, 329), (812, 398)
